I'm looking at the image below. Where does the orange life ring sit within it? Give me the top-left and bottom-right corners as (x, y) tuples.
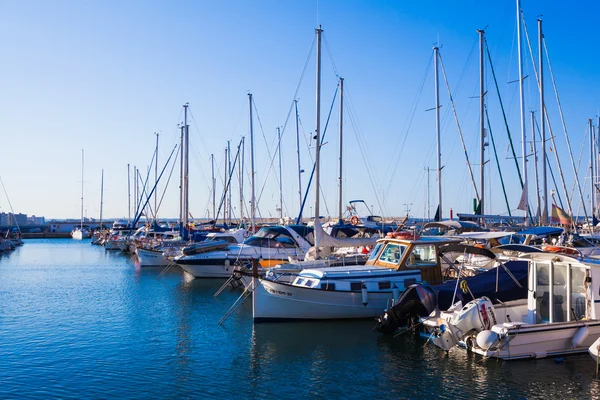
(350, 216), (360, 226)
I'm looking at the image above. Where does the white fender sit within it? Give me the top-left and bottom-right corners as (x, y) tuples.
(476, 330), (499, 351)
(572, 325), (590, 348)
(361, 284), (368, 306)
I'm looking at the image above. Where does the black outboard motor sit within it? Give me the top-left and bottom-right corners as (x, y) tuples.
(374, 284), (436, 334)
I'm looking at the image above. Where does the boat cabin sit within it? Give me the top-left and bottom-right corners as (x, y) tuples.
(365, 236), (461, 286)
(523, 253), (596, 324)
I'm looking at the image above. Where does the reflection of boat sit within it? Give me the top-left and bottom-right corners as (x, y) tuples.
(174, 225), (314, 278)
(422, 252), (600, 360)
(252, 236), (460, 321)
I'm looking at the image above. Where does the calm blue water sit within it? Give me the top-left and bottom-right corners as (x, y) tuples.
(0, 239), (599, 399)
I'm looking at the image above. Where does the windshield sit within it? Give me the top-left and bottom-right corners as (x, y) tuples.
(377, 243), (407, 264)
(244, 227), (299, 248)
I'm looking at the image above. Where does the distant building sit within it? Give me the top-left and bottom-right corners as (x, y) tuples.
(29, 215), (45, 225)
(9, 213), (28, 226)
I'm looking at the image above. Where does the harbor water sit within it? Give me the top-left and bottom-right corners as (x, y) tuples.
(1, 239), (599, 399)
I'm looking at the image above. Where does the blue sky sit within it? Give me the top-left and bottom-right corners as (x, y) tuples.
(1, 1), (599, 221)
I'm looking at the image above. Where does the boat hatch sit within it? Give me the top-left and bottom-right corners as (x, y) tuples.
(530, 260), (587, 324)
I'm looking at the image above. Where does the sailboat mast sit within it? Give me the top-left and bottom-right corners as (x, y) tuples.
(127, 163), (131, 224)
(249, 93), (256, 233)
(434, 46), (442, 220)
(591, 118), (595, 228)
(277, 127), (283, 222)
(338, 77), (344, 224)
(478, 29), (485, 216)
(531, 111), (541, 222)
(224, 146), (228, 224)
(295, 100), (303, 223)
(538, 18), (548, 224)
(228, 140), (232, 225)
(314, 25), (323, 254)
(154, 132), (159, 219)
(80, 149), (84, 228)
(179, 124), (184, 225)
(517, 0), (528, 225)
(100, 169), (104, 230)
(211, 153), (216, 221)
(183, 104), (189, 232)
(240, 137), (245, 224)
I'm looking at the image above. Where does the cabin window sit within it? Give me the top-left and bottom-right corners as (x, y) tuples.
(321, 282), (336, 291)
(378, 243), (406, 264)
(305, 279), (313, 287)
(378, 281), (391, 290)
(350, 282), (362, 291)
(534, 262), (586, 323)
(368, 243), (384, 262)
(535, 263), (550, 323)
(296, 278), (305, 286)
(406, 245), (437, 267)
(572, 266), (586, 320)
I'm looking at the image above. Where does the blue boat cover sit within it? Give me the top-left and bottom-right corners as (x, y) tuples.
(434, 259), (529, 310)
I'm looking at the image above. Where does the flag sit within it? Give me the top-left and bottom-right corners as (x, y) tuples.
(517, 187), (528, 211)
(551, 204), (573, 225)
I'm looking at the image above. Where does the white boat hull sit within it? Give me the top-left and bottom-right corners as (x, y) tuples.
(72, 229), (91, 240)
(472, 321), (600, 360)
(136, 248), (171, 267)
(252, 279), (396, 321)
(179, 262), (234, 278)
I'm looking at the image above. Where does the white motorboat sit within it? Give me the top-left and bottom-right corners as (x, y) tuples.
(252, 235), (460, 321)
(136, 229), (246, 267)
(422, 252), (600, 360)
(174, 225), (314, 278)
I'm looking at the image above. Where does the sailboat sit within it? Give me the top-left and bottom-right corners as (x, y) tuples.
(72, 150), (91, 240)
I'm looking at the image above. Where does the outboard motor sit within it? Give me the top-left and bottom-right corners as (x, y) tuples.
(374, 284), (436, 334)
(422, 297), (497, 352)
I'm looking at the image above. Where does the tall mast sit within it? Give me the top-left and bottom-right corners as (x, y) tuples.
(531, 111), (541, 222)
(591, 118), (595, 228)
(179, 124), (184, 225)
(314, 25), (323, 254)
(338, 77), (344, 224)
(434, 46), (442, 220)
(211, 153), (216, 221)
(517, 0), (528, 224)
(227, 140), (232, 225)
(80, 149), (84, 228)
(478, 29), (485, 216)
(100, 169), (104, 230)
(127, 163), (131, 223)
(224, 146), (228, 224)
(277, 127), (283, 222)
(240, 136), (245, 224)
(154, 132), (159, 219)
(538, 18), (548, 224)
(183, 104), (189, 233)
(249, 93), (256, 233)
(295, 100), (303, 223)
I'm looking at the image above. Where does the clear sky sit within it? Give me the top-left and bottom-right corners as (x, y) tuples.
(1, 0), (599, 221)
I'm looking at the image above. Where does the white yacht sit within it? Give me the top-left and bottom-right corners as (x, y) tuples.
(174, 225), (314, 278)
(252, 235), (460, 321)
(421, 252), (600, 360)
